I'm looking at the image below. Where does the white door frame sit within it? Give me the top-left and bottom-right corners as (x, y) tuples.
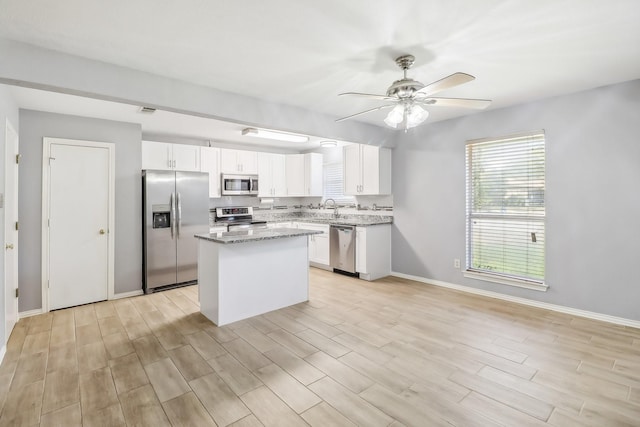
(4, 118), (19, 342)
(41, 137), (115, 312)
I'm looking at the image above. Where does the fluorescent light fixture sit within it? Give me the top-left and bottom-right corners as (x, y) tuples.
(319, 140), (338, 148)
(242, 128), (309, 143)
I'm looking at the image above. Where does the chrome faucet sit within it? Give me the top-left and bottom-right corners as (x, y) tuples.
(323, 198), (339, 218)
(323, 198), (336, 210)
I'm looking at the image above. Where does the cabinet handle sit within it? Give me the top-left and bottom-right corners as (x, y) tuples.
(173, 160), (176, 168)
(167, 159), (171, 168)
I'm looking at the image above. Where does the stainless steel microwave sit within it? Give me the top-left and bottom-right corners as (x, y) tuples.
(221, 174), (259, 196)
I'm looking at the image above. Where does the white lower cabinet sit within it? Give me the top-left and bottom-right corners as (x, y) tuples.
(297, 222), (330, 267)
(356, 224), (391, 281)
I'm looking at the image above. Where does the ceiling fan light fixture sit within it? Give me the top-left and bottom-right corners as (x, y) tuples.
(384, 104), (405, 128)
(242, 128), (309, 143)
(406, 105), (429, 128)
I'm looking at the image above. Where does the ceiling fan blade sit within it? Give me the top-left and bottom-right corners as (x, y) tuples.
(335, 104), (394, 122)
(416, 72), (476, 97)
(418, 97), (491, 109)
(339, 92), (396, 101)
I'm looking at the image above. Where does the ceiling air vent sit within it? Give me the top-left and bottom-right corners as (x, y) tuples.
(139, 106), (157, 114)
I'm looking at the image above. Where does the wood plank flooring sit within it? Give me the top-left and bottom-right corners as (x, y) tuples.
(1, 268), (639, 426)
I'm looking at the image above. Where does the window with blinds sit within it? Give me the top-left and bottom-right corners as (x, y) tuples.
(465, 131), (546, 287)
(323, 162), (355, 204)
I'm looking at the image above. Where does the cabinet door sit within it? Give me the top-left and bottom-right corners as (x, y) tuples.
(285, 154), (305, 196)
(142, 141), (172, 170)
(200, 147), (221, 198)
(237, 150), (258, 174)
(343, 144), (361, 195)
(257, 152), (274, 197)
(173, 144), (201, 172)
(271, 154), (287, 197)
(360, 144), (380, 194)
(314, 234), (330, 265)
(220, 149), (239, 173)
(305, 153), (323, 196)
(356, 227), (367, 274)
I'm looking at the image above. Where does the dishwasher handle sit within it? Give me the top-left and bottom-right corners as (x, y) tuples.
(331, 225), (354, 232)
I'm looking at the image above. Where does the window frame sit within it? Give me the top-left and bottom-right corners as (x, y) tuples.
(322, 160), (356, 205)
(464, 130), (547, 292)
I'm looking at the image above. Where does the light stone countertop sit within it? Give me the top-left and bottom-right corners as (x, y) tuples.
(264, 216), (393, 227)
(195, 227), (322, 244)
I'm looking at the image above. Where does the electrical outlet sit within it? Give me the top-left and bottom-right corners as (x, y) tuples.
(454, 259), (461, 269)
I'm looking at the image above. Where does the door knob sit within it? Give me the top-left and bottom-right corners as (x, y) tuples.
(5, 243), (14, 249)
(99, 229), (106, 235)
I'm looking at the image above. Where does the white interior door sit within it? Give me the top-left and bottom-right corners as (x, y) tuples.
(45, 139), (114, 310)
(4, 119), (19, 341)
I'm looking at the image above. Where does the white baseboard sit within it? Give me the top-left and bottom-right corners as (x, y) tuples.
(391, 271), (640, 329)
(0, 345), (6, 365)
(19, 308), (44, 319)
(112, 289), (144, 300)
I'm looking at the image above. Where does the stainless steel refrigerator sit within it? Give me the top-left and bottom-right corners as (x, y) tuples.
(142, 170), (209, 293)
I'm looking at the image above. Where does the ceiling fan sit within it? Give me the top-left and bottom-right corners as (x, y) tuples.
(336, 54), (491, 130)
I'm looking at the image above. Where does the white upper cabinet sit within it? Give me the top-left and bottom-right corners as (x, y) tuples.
(258, 153), (287, 197)
(220, 148), (258, 174)
(305, 153), (323, 197)
(285, 153), (323, 197)
(285, 154), (305, 196)
(343, 144), (391, 195)
(200, 147), (221, 198)
(141, 140), (200, 171)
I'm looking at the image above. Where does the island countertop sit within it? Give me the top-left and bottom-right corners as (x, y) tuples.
(195, 227), (322, 244)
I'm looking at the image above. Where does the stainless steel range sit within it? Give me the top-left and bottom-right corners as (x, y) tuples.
(214, 206), (268, 231)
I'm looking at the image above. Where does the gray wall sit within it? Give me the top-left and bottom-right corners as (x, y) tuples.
(392, 79), (640, 321)
(0, 85), (19, 346)
(19, 110), (142, 311)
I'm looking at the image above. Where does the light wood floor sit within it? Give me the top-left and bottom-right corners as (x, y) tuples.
(1, 268), (639, 426)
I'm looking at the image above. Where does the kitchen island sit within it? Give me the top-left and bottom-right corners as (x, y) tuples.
(195, 228), (322, 326)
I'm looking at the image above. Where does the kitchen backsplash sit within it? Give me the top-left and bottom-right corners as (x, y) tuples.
(209, 200), (393, 226)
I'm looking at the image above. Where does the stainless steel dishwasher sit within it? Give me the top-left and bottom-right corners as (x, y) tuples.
(330, 225), (357, 276)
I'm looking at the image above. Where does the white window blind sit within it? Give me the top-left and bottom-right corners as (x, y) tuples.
(466, 131), (545, 285)
(323, 162), (355, 204)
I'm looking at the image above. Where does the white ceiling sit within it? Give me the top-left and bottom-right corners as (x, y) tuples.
(1, 0), (640, 137)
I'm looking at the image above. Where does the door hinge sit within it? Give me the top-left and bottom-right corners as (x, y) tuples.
(15, 221), (18, 231)
(15, 288), (19, 298)
(15, 154), (20, 164)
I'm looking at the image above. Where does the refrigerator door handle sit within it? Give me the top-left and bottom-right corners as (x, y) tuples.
(170, 192), (176, 239)
(177, 192), (182, 237)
